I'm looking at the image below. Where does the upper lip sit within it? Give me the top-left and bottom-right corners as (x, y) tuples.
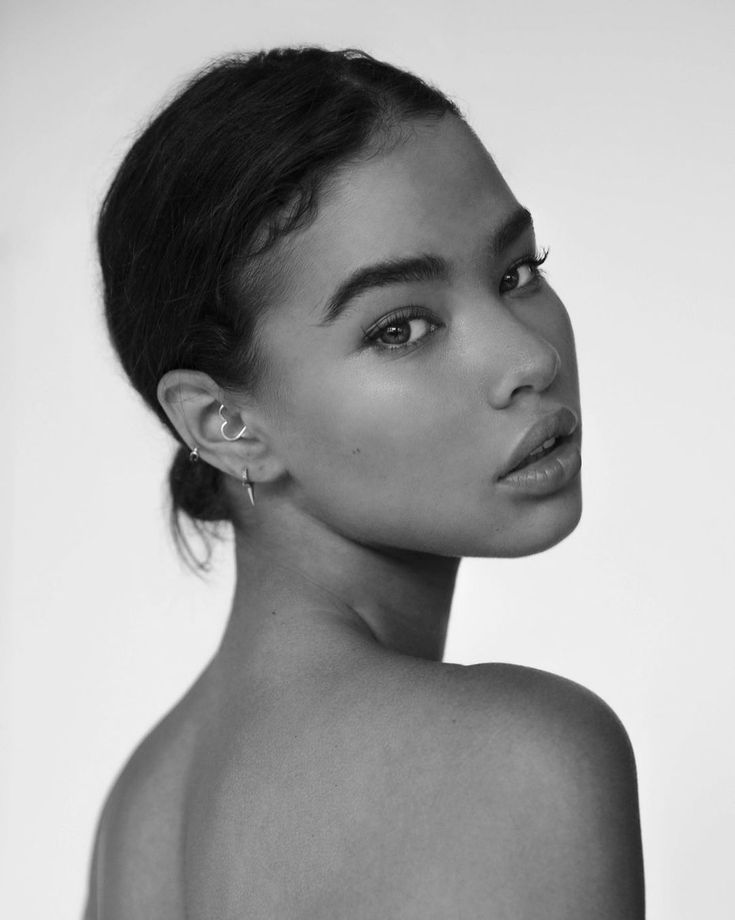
(498, 407), (579, 479)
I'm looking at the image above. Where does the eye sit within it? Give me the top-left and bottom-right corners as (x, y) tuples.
(499, 248), (549, 294)
(363, 307), (442, 353)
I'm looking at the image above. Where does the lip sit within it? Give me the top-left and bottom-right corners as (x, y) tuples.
(497, 407), (580, 482)
(497, 438), (581, 495)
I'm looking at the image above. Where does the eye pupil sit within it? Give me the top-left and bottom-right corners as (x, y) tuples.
(503, 269), (518, 289)
(382, 322), (410, 344)
(366, 313), (439, 352)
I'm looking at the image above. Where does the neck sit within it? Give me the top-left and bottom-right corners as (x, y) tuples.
(217, 505), (461, 674)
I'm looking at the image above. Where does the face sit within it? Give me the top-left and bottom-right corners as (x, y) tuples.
(253, 115), (582, 558)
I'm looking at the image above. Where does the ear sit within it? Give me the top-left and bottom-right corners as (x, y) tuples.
(156, 370), (286, 485)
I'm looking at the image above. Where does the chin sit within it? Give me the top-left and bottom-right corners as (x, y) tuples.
(507, 486), (583, 558)
(469, 483), (583, 560)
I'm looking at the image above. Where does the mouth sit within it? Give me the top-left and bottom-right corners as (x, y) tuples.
(497, 407), (579, 481)
(504, 433), (573, 475)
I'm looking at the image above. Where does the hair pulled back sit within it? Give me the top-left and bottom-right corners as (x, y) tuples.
(98, 46), (460, 569)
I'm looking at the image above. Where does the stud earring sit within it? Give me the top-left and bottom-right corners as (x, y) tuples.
(188, 445), (199, 463)
(219, 404), (248, 441)
(242, 467), (255, 507)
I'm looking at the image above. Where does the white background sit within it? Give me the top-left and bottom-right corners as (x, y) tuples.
(2, 0), (733, 917)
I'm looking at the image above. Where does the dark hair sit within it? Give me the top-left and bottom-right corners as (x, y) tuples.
(98, 46), (461, 571)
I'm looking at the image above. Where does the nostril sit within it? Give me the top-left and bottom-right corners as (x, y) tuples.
(510, 383), (537, 399)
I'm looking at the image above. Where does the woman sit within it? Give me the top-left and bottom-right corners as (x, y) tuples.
(85, 47), (645, 919)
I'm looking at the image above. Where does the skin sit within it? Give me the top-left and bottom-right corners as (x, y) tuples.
(167, 113), (582, 661)
(84, 115), (644, 919)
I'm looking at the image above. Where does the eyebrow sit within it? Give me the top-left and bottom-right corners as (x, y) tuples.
(317, 206), (534, 326)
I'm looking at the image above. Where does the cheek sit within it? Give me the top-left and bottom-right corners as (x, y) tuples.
(549, 294), (578, 364)
(556, 314), (580, 396)
(273, 354), (479, 535)
(285, 367), (441, 477)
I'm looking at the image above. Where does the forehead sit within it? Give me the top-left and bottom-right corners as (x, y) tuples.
(264, 115), (520, 313)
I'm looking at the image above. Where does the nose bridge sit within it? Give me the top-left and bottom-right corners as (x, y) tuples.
(476, 304), (561, 408)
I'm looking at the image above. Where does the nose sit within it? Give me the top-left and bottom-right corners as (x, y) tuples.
(483, 316), (561, 409)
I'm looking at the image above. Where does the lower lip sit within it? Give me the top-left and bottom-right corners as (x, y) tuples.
(497, 439), (581, 495)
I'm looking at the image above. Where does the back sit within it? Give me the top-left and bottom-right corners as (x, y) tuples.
(85, 659), (644, 919)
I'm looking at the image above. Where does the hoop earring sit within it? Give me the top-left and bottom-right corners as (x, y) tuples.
(242, 467), (255, 507)
(219, 404), (248, 441)
(188, 445), (199, 463)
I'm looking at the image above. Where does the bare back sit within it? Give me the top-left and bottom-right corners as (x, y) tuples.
(85, 650), (644, 920)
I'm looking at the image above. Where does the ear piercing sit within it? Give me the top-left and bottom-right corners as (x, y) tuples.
(242, 467), (255, 506)
(219, 403), (248, 441)
(219, 404), (256, 507)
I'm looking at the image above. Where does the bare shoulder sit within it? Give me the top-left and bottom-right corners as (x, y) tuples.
(188, 657), (645, 919)
(409, 660), (645, 919)
(368, 656), (639, 772)
(439, 660), (638, 763)
(82, 683), (209, 920)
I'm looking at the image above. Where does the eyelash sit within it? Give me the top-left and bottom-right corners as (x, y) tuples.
(362, 248), (550, 353)
(500, 247), (549, 293)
